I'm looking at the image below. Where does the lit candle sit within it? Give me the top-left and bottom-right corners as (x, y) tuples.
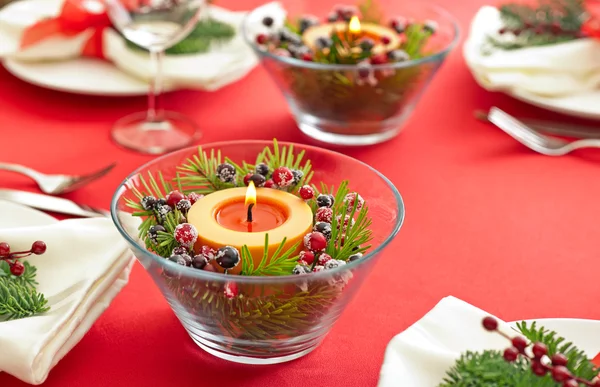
(303, 16), (400, 54)
(187, 184), (313, 275)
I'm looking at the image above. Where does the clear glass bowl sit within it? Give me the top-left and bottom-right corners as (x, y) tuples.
(242, 1), (459, 146)
(111, 140), (404, 364)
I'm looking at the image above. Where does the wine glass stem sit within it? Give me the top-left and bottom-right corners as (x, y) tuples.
(147, 48), (165, 122)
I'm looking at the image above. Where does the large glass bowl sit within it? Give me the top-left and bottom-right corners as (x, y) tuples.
(111, 140), (404, 364)
(242, 1), (459, 146)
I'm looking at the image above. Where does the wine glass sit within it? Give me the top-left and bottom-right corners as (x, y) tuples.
(104, 0), (206, 155)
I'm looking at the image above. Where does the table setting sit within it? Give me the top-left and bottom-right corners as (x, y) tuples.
(1, 0), (600, 386)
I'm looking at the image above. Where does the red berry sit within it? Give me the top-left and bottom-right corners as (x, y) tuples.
(187, 192), (203, 205)
(243, 173), (253, 186)
(224, 282), (239, 299)
(0, 242), (9, 256)
(272, 167), (294, 187)
(200, 245), (216, 261)
(344, 192), (364, 211)
(299, 185), (314, 200)
(301, 53), (313, 61)
(370, 54), (388, 65)
(503, 347), (519, 362)
(381, 35), (391, 45)
(203, 264), (216, 272)
(551, 353), (568, 367)
(531, 360), (547, 376)
(31, 241), (46, 255)
(551, 366), (571, 382)
(563, 379), (579, 387)
(174, 223), (198, 248)
(303, 232), (327, 252)
(166, 190), (185, 208)
(532, 342), (548, 359)
(512, 336), (527, 352)
(482, 316), (498, 331)
(10, 261), (25, 276)
(264, 179), (276, 188)
(318, 253), (332, 265)
(299, 250), (315, 265)
(315, 207), (333, 223)
(256, 33), (268, 44)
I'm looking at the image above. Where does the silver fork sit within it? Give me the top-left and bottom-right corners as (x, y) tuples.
(488, 107), (600, 156)
(0, 162), (116, 195)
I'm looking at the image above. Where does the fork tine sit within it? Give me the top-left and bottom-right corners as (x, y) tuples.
(78, 162), (117, 181)
(488, 107), (555, 148)
(58, 163), (117, 194)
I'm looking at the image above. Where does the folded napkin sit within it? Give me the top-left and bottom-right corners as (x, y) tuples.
(0, 205), (133, 385)
(0, 0), (263, 91)
(464, 6), (600, 97)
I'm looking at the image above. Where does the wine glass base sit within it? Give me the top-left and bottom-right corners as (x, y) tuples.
(111, 111), (200, 155)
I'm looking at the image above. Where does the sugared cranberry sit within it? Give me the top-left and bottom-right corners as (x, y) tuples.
(316, 194), (334, 208)
(503, 347), (519, 362)
(298, 250), (315, 265)
(10, 261), (25, 276)
(370, 54), (388, 65)
(272, 167), (294, 187)
(551, 353), (568, 366)
(244, 173), (253, 186)
(187, 192), (203, 205)
(315, 207), (333, 223)
(199, 245), (216, 261)
(264, 179), (276, 188)
(255, 163), (269, 176)
(381, 35), (391, 45)
(173, 223), (198, 248)
(482, 316), (498, 331)
(532, 342), (548, 359)
(303, 232), (327, 252)
(0, 242), (10, 256)
(224, 282), (239, 299)
(511, 336), (527, 352)
(192, 255), (208, 270)
(299, 185), (314, 200)
(563, 379), (579, 387)
(551, 366), (571, 382)
(203, 264), (217, 272)
(318, 253), (332, 265)
(301, 53), (313, 61)
(249, 174), (266, 187)
(531, 360), (547, 376)
(166, 190), (185, 208)
(172, 246), (188, 256)
(256, 33), (268, 44)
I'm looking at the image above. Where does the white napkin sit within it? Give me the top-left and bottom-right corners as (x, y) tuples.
(0, 211), (133, 385)
(0, 0), (264, 91)
(464, 6), (600, 97)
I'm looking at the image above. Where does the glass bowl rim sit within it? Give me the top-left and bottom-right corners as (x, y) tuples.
(110, 139), (405, 284)
(241, 2), (461, 71)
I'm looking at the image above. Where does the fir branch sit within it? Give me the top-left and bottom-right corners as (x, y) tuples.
(177, 147), (234, 194)
(0, 275), (49, 321)
(255, 139), (313, 191)
(240, 234), (300, 276)
(359, 0), (384, 24)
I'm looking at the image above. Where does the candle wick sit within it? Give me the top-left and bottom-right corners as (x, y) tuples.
(247, 203), (254, 223)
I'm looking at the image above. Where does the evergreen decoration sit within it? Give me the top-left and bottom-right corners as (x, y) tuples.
(0, 261), (49, 321)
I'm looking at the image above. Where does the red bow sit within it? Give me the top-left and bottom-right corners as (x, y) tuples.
(20, 0), (111, 58)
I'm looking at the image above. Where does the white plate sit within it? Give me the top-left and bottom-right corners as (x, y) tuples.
(510, 89), (600, 120)
(3, 57), (153, 96)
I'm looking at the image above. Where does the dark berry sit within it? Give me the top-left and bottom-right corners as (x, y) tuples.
(370, 54), (388, 65)
(176, 199), (191, 212)
(551, 353), (568, 367)
(498, 27), (507, 34)
(224, 282), (239, 299)
(192, 255), (208, 270)
(0, 242), (9, 256)
(482, 316), (498, 331)
(291, 169), (303, 185)
(423, 20), (438, 34)
(299, 15), (319, 34)
(314, 222), (332, 240)
(154, 204), (172, 224)
(531, 360), (547, 376)
(147, 225), (166, 244)
(31, 241), (46, 255)
(357, 61), (372, 78)
(166, 190), (185, 208)
(390, 18), (407, 33)
(388, 49), (410, 62)
(316, 36), (333, 49)
(272, 167), (294, 187)
(141, 196), (157, 210)
(255, 163), (269, 176)
(299, 185), (314, 200)
(503, 347), (519, 362)
(154, 198), (167, 208)
(256, 33), (268, 44)
(264, 179), (276, 188)
(243, 173), (253, 186)
(532, 342), (548, 359)
(249, 174), (266, 187)
(216, 163), (236, 183)
(172, 246), (188, 256)
(359, 38), (375, 51)
(315, 207), (333, 223)
(10, 261), (25, 276)
(216, 246), (240, 269)
(174, 223), (198, 248)
(326, 12), (338, 22)
(348, 253), (363, 262)
(551, 366), (571, 382)
(298, 250), (315, 265)
(381, 35), (392, 45)
(168, 254), (188, 266)
(316, 194), (334, 208)
(341, 6), (357, 21)
(292, 264), (311, 275)
(187, 192), (203, 205)
(279, 28), (302, 45)
(512, 336), (527, 353)
(318, 253), (332, 266)
(262, 16), (274, 27)
(325, 259), (345, 270)
(551, 22), (562, 34)
(180, 253), (192, 266)
(304, 232), (327, 252)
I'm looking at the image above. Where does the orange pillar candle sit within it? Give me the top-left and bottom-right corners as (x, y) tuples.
(187, 184), (313, 275)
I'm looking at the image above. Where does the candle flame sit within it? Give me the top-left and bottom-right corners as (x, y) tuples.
(245, 180), (257, 207)
(348, 16), (361, 34)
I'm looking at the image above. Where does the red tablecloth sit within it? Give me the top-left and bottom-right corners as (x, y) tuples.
(2, 0), (600, 385)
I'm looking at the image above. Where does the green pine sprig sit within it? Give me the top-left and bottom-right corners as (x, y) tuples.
(440, 322), (599, 386)
(176, 147), (235, 194)
(254, 139), (314, 192)
(241, 234), (301, 276)
(0, 261), (49, 321)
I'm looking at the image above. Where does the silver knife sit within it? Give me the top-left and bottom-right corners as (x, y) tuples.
(0, 189), (109, 218)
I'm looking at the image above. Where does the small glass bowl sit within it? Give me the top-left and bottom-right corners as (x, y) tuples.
(111, 140), (404, 364)
(242, 1), (459, 146)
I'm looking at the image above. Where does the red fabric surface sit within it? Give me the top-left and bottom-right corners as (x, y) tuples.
(2, 0), (600, 385)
